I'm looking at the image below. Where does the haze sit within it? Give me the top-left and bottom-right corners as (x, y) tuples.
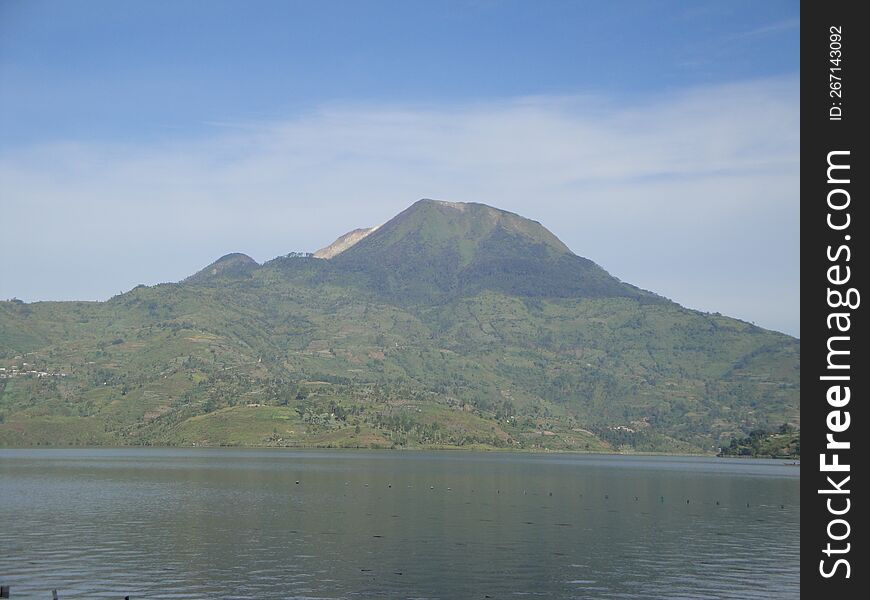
(0, 0), (800, 336)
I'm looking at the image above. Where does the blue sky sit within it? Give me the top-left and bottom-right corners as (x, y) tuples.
(0, 0), (800, 335)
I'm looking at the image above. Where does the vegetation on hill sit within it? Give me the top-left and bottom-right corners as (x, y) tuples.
(0, 200), (799, 453)
(718, 424), (800, 458)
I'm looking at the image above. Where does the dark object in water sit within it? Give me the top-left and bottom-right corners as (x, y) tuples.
(1, 586), (10, 598)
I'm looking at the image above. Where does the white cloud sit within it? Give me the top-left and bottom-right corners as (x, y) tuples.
(0, 76), (799, 335)
(734, 18), (800, 39)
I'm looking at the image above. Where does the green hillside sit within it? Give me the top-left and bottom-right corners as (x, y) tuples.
(0, 200), (799, 453)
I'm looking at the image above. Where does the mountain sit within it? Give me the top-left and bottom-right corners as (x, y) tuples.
(314, 226), (379, 259)
(327, 199), (657, 302)
(0, 200), (799, 453)
(186, 253), (259, 282)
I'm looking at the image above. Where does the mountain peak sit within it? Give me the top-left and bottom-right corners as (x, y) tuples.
(415, 198), (469, 212)
(379, 198), (573, 256)
(187, 253), (259, 282)
(326, 199), (653, 302)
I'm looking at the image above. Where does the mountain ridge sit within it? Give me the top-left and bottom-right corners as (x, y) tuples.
(314, 226), (380, 259)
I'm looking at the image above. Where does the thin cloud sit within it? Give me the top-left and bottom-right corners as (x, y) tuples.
(0, 76), (799, 335)
(734, 18), (800, 39)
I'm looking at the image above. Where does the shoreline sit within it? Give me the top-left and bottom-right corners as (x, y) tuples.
(0, 443), (799, 461)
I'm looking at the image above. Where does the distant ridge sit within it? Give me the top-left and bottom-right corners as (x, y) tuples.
(314, 226), (380, 259)
(186, 253), (259, 282)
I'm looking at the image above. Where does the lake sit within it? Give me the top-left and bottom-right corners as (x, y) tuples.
(0, 449), (799, 599)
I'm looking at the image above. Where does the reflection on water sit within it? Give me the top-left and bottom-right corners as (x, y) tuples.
(0, 449), (799, 599)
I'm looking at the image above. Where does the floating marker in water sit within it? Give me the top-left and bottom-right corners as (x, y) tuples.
(549, 491), (553, 496)
(295, 481), (300, 485)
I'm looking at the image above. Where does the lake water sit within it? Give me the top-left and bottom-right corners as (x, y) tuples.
(0, 449), (799, 599)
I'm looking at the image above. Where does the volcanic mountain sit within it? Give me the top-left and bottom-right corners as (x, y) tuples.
(0, 199), (799, 454)
(321, 200), (658, 303)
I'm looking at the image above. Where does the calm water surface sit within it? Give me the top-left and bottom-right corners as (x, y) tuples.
(0, 449), (799, 599)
